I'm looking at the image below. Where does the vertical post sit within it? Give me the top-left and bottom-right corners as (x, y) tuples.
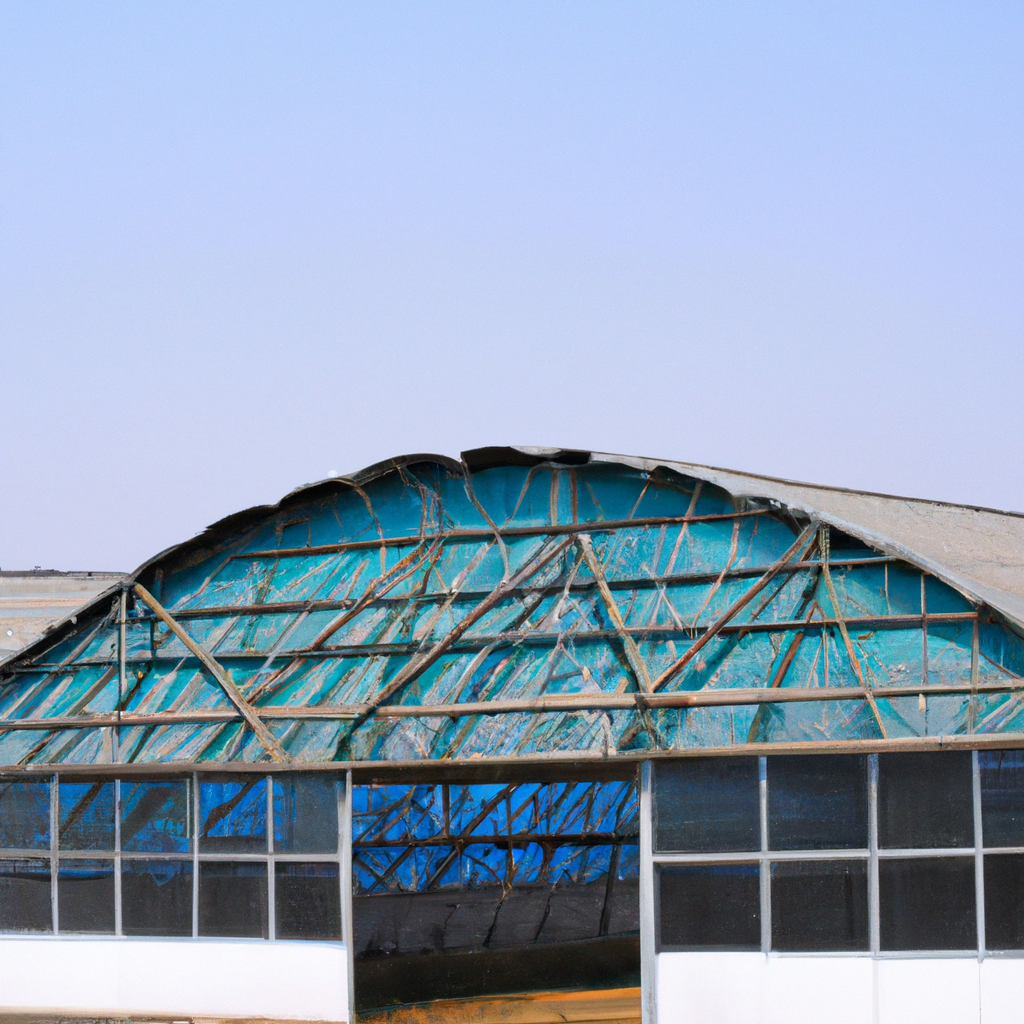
(868, 754), (879, 954)
(759, 756), (770, 955)
(50, 773), (59, 935)
(920, 575), (929, 719)
(192, 772), (200, 938)
(267, 774), (276, 941)
(969, 618), (981, 733)
(973, 750), (985, 961)
(114, 778), (122, 936)
(117, 588), (126, 764)
(639, 761), (657, 1024)
(342, 770), (355, 1024)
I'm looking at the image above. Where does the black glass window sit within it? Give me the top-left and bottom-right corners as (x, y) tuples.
(121, 780), (190, 853)
(198, 861), (268, 938)
(658, 864), (760, 949)
(199, 776), (267, 854)
(980, 750), (1024, 848)
(275, 862), (341, 939)
(771, 860), (868, 951)
(58, 859), (115, 933)
(879, 857), (976, 950)
(878, 753), (973, 849)
(0, 859), (51, 931)
(767, 755), (868, 850)
(274, 775), (339, 853)
(654, 758), (760, 853)
(59, 780), (115, 851)
(0, 780), (50, 850)
(122, 860), (193, 936)
(985, 854), (1024, 950)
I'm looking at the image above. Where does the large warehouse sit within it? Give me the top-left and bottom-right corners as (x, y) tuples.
(2, 446), (1024, 1024)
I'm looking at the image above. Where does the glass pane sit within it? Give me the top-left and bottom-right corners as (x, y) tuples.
(275, 862), (341, 939)
(274, 775), (339, 853)
(198, 861), (268, 938)
(879, 857), (976, 950)
(199, 776), (267, 854)
(771, 860), (868, 951)
(878, 753), (973, 849)
(980, 750), (1024, 847)
(0, 780), (50, 850)
(767, 755), (868, 850)
(58, 859), (114, 934)
(985, 854), (1024, 950)
(122, 860), (193, 937)
(654, 758), (760, 853)
(59, 780), (115, 851)
(121, 780), (191, 853)
(0, 859), (51, 931)
(658, 864), (760, 950)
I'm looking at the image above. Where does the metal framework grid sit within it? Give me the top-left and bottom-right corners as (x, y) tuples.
(1, 459), (1023, 768)
(0, 772), (352, 941)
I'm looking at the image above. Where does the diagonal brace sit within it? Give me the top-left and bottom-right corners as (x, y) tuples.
(133, 583), (291, 762)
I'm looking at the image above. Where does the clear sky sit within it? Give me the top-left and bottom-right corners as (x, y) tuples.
(1, 3), (1021, 571)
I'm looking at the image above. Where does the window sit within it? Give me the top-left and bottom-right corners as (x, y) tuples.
(0, 772), (344, 940)
(654, 757), (759, 853)
(653, 752), (992, 955)
(658, 864), (760, 950)
(771, 860), (868, 952)
(767, 755), (867, 850)
(878, 857), (975, 951)
(878, 752), (973, 849)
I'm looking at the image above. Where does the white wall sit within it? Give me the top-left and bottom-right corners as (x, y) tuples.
(657, 952), (1024, 1024)
(0, 936), (349, 1022)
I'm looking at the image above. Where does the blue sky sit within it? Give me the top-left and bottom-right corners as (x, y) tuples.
(1, 3), (1021, 569)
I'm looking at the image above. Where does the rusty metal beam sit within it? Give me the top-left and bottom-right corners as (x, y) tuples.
(132, 584), (290, 763)
(363, 537), (577, 713)
(650, 523), (818, 692)
(1, 678), (1021, 732)
(231, 509), (773, 561)
(577, 533), (652, 693)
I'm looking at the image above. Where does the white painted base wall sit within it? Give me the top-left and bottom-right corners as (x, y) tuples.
(658, 952), (1024, 1024)
(0, 936), (349, 1022)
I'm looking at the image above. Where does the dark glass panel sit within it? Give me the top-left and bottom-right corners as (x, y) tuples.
(985, 854), (1024, 950)
(878, 753), (973, 849)
(198, 861), (268, 938)
(59, 780), (115, 851)
(121, 779), (191, 853)
(879, 857), (976, 950)
(654, 758), (760, 853)
(199, 775), (267, 854)
(771, 859), (868, 951)
(274, 775), (339, 854)
(0, 780), (50, 850)
(0, 859), (51, 931)
(122, 860), (193, 937)
(275, 862), (341, 939)
(58, 859), (114, 934)
(658, 863), (760, 950)
(980, 750), (1024, 848)
(767, 755), (868, 850)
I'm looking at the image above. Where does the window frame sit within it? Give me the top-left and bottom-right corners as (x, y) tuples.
(0, 771), (349, 941)
(651, 752), (994, 958)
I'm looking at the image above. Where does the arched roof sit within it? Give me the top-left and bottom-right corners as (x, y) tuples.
(2, 449), (1023, 770)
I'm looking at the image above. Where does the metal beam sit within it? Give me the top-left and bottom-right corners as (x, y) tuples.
(132, 584), (291, 763)
(650, 523), (818, 692)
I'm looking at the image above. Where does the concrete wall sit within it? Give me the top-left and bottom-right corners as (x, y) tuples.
(657, 952), (1024, 1024)
(0, 935), (349, 1022)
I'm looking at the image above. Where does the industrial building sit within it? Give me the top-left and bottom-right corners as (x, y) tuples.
(2, 446), (1024, 1024)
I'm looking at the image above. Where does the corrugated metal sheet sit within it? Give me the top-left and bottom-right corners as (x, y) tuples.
(0, 452), (1022, 767)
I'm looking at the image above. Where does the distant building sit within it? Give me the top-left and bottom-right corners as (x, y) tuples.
(2, 448), (1024, 1024)
(0, 570), (124, 659)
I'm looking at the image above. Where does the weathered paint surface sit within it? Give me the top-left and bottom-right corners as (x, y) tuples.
(1, 456), (1023, 766)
